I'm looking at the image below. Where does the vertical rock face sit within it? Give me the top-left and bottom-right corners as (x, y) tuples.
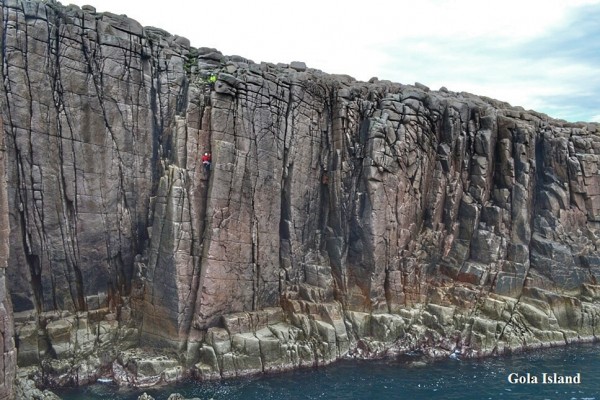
(1, 0), (600, 388)
(0, 116), (16, 400)
(1, 0), (185, 315)
(1, 0), (193, 384)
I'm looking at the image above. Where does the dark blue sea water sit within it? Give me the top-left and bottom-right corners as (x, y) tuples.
(57, 343), (599, 400)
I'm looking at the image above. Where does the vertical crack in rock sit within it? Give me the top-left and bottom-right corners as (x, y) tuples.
(1, 1), (45, 313)
(48, 12), (86, 312)
(278, 84), (293, 296)
(0, 113), (17, 399)
(323, 90), (345, 304)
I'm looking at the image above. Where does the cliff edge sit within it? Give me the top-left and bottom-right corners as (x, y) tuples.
(1, 0), (600, 392)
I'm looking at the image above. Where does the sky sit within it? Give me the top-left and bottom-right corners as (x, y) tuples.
(63, 0), (600, 123)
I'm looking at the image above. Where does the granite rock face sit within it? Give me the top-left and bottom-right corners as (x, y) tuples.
(1, 0), (600, 390)
(0, 116), (17, 399)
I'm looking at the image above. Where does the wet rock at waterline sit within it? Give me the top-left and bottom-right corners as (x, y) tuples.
(1, 0), (600, 396)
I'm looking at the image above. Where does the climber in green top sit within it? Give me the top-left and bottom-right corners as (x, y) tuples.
(208, 74), (217, 83)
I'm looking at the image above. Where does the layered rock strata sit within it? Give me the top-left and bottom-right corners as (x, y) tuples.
(1, 0), (599, 391)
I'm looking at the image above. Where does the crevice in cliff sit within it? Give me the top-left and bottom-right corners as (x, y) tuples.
(47, 13), (86, 312)
(76, 16), (139, 302)
(149, 51), (165, 204)
(2, 5), (45, 313)
(322, 90), (352, 307)
(251, 216), (260, 311)
(279, 164), (292, 290)
(346, 110), (377, 310)
(181, 97), (210, 341)
(533, 131), (544, 215)
(186, 84), (214, 333)
(176, 75), (190, 118)
(278, 79), (295, 296)
(248, 97), (261, 312)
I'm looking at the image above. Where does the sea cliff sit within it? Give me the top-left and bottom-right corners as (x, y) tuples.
(1, 0), (599, 396)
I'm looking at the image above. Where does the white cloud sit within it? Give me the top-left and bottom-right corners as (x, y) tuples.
(63, 1), (594, 61)
(61, 0), (600, 121)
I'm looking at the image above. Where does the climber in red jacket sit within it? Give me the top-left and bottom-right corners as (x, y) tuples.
(202, 152), (212, 173)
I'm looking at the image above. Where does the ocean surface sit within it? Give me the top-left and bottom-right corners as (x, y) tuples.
(57, 343), (600, 400)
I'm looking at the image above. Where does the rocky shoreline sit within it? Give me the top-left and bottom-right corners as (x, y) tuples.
(14, 305), (600, 397)
(16, 337), (600, 399)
